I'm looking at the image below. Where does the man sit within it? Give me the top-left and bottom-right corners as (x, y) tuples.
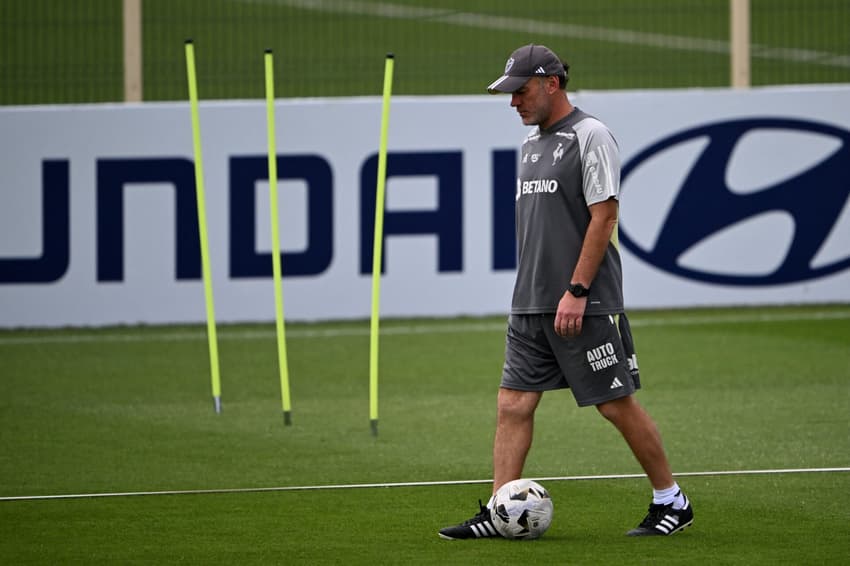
(438, 44), (693, 539)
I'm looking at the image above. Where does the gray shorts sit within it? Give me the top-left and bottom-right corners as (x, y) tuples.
(501, 313), (642, 407)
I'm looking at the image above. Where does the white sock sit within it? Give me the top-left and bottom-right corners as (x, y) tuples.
(486, 494), (496, 509)
(653, 483), (685, 509)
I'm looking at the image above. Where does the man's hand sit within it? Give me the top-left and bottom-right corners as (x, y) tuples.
(554, 292), (587, 337)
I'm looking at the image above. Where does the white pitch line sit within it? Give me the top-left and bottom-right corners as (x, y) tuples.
(242, 0), (850, 68)
(2, 467), (848, 502)
(0, 310), (848, 346)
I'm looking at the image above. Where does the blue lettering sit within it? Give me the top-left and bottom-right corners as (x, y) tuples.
(492, 149), (517, 270)
(0, 160), (70, 283)
(360, 151), (463, 274)
(96, 158), (199, 282)
(5, 149), (515, 287)
(229, 155), (333, 278)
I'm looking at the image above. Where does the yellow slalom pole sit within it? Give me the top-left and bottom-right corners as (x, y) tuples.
(369, 53), (394, 437)
(184, 39), (222, 413)
(264, 49), (293, 426)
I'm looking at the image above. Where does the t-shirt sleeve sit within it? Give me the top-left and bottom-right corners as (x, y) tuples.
(575, 118), (621, 206)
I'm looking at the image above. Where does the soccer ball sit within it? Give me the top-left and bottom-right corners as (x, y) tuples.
(491, 479), (554, 539)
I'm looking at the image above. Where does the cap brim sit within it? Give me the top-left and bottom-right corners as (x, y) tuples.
(486, 75), (531, 94)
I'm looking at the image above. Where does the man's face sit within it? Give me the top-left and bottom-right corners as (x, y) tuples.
(510, 77), (553, 126)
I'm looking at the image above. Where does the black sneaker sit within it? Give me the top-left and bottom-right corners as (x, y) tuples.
(627, 493), (694, 536)
(438, 500), (503, 540)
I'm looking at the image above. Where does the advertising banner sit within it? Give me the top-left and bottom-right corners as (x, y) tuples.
(1, 85), (848, 327)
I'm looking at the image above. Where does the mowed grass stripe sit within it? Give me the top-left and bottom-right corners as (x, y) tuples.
(1, 308), (848, 346)
(257, 0), (850, 67)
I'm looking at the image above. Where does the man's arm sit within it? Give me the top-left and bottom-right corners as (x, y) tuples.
(554, 197), (618, 338)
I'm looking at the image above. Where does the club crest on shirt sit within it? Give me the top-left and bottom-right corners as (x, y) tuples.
(552, 142), (564, 165)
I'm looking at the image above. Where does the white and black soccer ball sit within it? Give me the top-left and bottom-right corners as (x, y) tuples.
(491, 479), (554, 540)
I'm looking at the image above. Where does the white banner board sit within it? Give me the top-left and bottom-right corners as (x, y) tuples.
(1, 85), (849, 327)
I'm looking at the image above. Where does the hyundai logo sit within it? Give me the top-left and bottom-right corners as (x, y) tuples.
(619, 118), (850, 285)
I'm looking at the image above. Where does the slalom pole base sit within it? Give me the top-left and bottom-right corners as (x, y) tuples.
(283, 411), (292, 426)
(370, 419), (378, 437)
(213, 396), (222, 414)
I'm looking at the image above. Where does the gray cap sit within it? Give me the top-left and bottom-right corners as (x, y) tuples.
(487, 44), (566, 94)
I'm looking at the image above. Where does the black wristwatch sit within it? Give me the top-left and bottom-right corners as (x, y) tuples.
(568, 283), (590, 298)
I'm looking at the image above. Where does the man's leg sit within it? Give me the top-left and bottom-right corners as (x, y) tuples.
(438, 387), (542, 540)
(492, 387), (542, 494)
(595, 395), (672, 488)
(597, 395), (694, 536)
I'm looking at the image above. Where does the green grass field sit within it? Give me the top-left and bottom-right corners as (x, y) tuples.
(2, 0), (849, 104)
(1, 306), (848, 564)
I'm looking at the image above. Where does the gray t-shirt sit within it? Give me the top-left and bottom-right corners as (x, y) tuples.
(511, 107), (624, 315)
